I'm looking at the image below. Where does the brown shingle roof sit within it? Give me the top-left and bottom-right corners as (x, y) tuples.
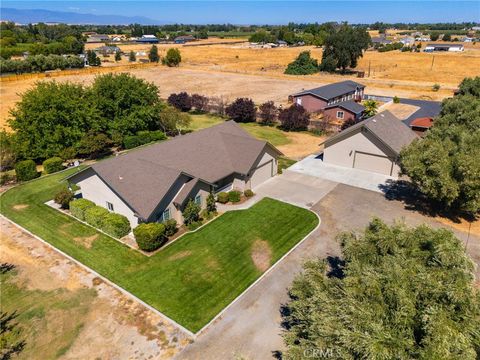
(70, 121), (281, 220)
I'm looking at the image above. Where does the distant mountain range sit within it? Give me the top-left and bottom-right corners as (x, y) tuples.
(1, 8), (159, 25)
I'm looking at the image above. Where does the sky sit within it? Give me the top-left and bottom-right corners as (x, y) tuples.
(3, 1), (480, 24)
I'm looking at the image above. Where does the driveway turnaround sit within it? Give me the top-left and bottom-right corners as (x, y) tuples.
(288, 155), (394, 193)
(177, 183), (480, 359)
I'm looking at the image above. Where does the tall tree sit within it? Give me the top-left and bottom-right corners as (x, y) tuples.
(163, 48), (181, 67)
(148, 45), (160, 63)
(129, 50), (136, 62)
(284, 51), (319, 75)
(400, 83), (480, 215)
(283, 219), (480, 359)
(320, 24), (371, 72)
(86, 50), (100, 66)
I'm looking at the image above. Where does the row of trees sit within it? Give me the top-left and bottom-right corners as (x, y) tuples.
(2, 73), (191, 164)
(0, 54), (84, 74)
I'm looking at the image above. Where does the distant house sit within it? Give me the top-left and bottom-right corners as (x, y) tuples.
(136, 35), (159, 44)
(94, 46), (120, 54)
(400, 37), (415, 46)
(371, 36), (392, 45)
(322, 111), (418, 177)
(67, 121), (282, 228)
(174, 35), (196, 44)
(277, 40), (288, 47)
(291, 81), (365, 113)
(86, 34), (110, 43)
(323, 101), (365, 123)
(409, 117), (433, 137)
(424, 43), (464, 52)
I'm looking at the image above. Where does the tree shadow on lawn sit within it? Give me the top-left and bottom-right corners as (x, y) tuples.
(378, 179), (477, 224)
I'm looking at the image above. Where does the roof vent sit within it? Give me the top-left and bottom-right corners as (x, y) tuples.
(372, 119), (377, 122)
(118, 176), (123, 180)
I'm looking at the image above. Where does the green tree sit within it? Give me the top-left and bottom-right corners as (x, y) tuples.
(284, 51), (319, 75)
(0, 131), (17, 171)
(76, 132), (113, 159)
(430, 32), (440, 41)
(457, 76), (480, 97)
(443, 33), (452, 41)
(0, 311), (26, 360)
(156, 105), (192, 135)
(362, 99), (378, 117)
(182, 199), (200, 225)
(86, 50), (100, 66)
(206, 193), (217, 214)
(129, 50), (136, 62)
(320, 24), (371, 72)
(8, 81), (101, 159)
(163, 48), (181, 67)
(400, 90), (480, 215)
(114, 51), (121, 62)
(148, 45), (160, 63)
(283, 218), (480, 359)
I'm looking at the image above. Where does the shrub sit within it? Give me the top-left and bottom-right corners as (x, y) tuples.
(69, 198), (95, 221)
(148, 45), (160, 63)
(258, 101), (278, 125)
(244, 189), (254, 198)
(0, 172), (16, 186)
(0, 54), (84, 74)
(14, 160), (39, 182)
(54, 188), (74, 209)
(43, 157), (64, 174)
(285, 51), (319, 75)
(319, 54), (337, 73)
(279, 104), (310, 131)
(149, 130), (167, 142)
(341, 118), (357, 130)
(84, 205), (109, 228)
(228, 190), (241, 203)
(163, 48), (181, 67)
(393, 96), (400, 104)
(432, 84), (441, 92)
(183, 199), (201, 225)
(123, 135), (145, 149)
(134, 223), (166, 251)
(86, 50), (101, 66)
(191, 94), (209, 112)
(164, 219), (178, 237)
(102, 213), (131, 238)
(168, 92), (192, 112)
(217, 192), (229, 204)
(129, 51), (136, 62)
(206, 193), (217, 213)
(187, 220), (203, 231)
(225, 98), (256, 123)
(76, 133), (112, 159)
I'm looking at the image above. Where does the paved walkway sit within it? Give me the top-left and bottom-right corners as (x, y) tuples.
(288, 155), (394, 193)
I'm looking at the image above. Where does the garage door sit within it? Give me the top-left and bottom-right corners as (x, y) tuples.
(353, 151), (393, 175)
(250, 160), (273, 188)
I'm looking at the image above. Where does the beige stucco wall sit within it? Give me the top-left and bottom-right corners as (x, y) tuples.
(324, 130), (400, 177)
(246, 147), (278, 189)
(71, 168), (139, 228)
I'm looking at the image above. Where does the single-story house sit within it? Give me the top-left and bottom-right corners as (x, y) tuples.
(94, 46), (120, 54)
(323, 101), (365, 123)
(322, 111), (418, 177)
(86, 34), (110, 43)
(400, 37), (415, 46)
(371, 37), (392, 45)
(409, 117), (433, 137)
(136, 35), (159, 44)
(174, 35), (196, 44)
(291, 81), (365, 113)
(68, 121), (282, 228)
(424, 43), (464, 52)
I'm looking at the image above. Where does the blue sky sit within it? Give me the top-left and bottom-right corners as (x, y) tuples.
(3, 1), (479, 24)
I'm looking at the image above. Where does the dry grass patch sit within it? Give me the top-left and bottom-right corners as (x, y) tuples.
(168, 250), (192, 261)
(12, 204), (29, 211)
(251, 239), (272, 272)
(73, 234), (98, 249)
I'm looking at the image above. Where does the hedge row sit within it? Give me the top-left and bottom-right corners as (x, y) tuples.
(42, 157), (64, 174)
(69, 199), (131, 238)
(0, 54), (84, 75)
(123, 130), (167, 149)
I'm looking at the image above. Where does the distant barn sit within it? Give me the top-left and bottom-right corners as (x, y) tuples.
(424, 43), (464, 52)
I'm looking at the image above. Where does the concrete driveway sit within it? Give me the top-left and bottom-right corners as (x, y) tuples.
(176, 183), (479, 360)
(288, 155), (394, 193)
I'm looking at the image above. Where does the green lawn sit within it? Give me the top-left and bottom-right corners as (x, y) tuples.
(189, 113), (291, 147)
(0, 169), (318, 332)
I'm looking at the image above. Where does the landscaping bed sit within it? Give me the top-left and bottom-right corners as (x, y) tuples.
(0, 168), (318, 333)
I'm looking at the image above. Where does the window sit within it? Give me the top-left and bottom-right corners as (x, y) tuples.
(194, 194), (201, 205)
(337, 111), (344, 119)
(162, 208), (171, 221)
(106, 202), (114, 211)
(296, 97), (302, 105)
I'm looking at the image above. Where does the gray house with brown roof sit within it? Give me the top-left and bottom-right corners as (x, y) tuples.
(322, 111), (418, 177)
(68, 121), (282, 228)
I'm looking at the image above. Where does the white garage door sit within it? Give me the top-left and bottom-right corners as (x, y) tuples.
(353, 151), (394, 176)
(250, 160), (273, 188)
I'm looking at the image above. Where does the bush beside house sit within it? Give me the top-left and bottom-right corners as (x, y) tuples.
(42, 157), (64, 174)
(69, 198), (95, 221)
(134, 223), (166, 251)
(102, 213), (131, 238)
(217, 192), (229, 204)
(228, 190), (241, 203)
(14, 160), (40, 182)
(54, 188), (74, 209)
(84, 206), (109, 228)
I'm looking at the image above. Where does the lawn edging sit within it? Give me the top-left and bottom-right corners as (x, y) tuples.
(0, 214), (196, 339)
(194, 208), (321, 336)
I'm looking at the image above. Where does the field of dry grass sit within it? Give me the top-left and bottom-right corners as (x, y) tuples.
(2, 40), (479, 130)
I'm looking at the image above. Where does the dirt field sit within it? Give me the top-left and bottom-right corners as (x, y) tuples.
(2, 41), (479, 129)
(0, 217), (191, 360)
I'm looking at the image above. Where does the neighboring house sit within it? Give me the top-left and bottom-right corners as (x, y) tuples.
(400, 37), (415, 46)
(68, 121), (282, 228)
(323, 101), (365, 123)
(371, 36), (392, 45)
(409, 117), (433, 137)
(136, 35), (159, 44)
(291, 81), (365, 113)
(86, 34), (110, 43)
(174, 35), (196, 44)
(424, 43), (464, 52)
(322, 111), (418, 177)
(94, 46), (120, 54)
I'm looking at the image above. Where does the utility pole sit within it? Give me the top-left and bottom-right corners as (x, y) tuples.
(430, 55), (435, 70)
